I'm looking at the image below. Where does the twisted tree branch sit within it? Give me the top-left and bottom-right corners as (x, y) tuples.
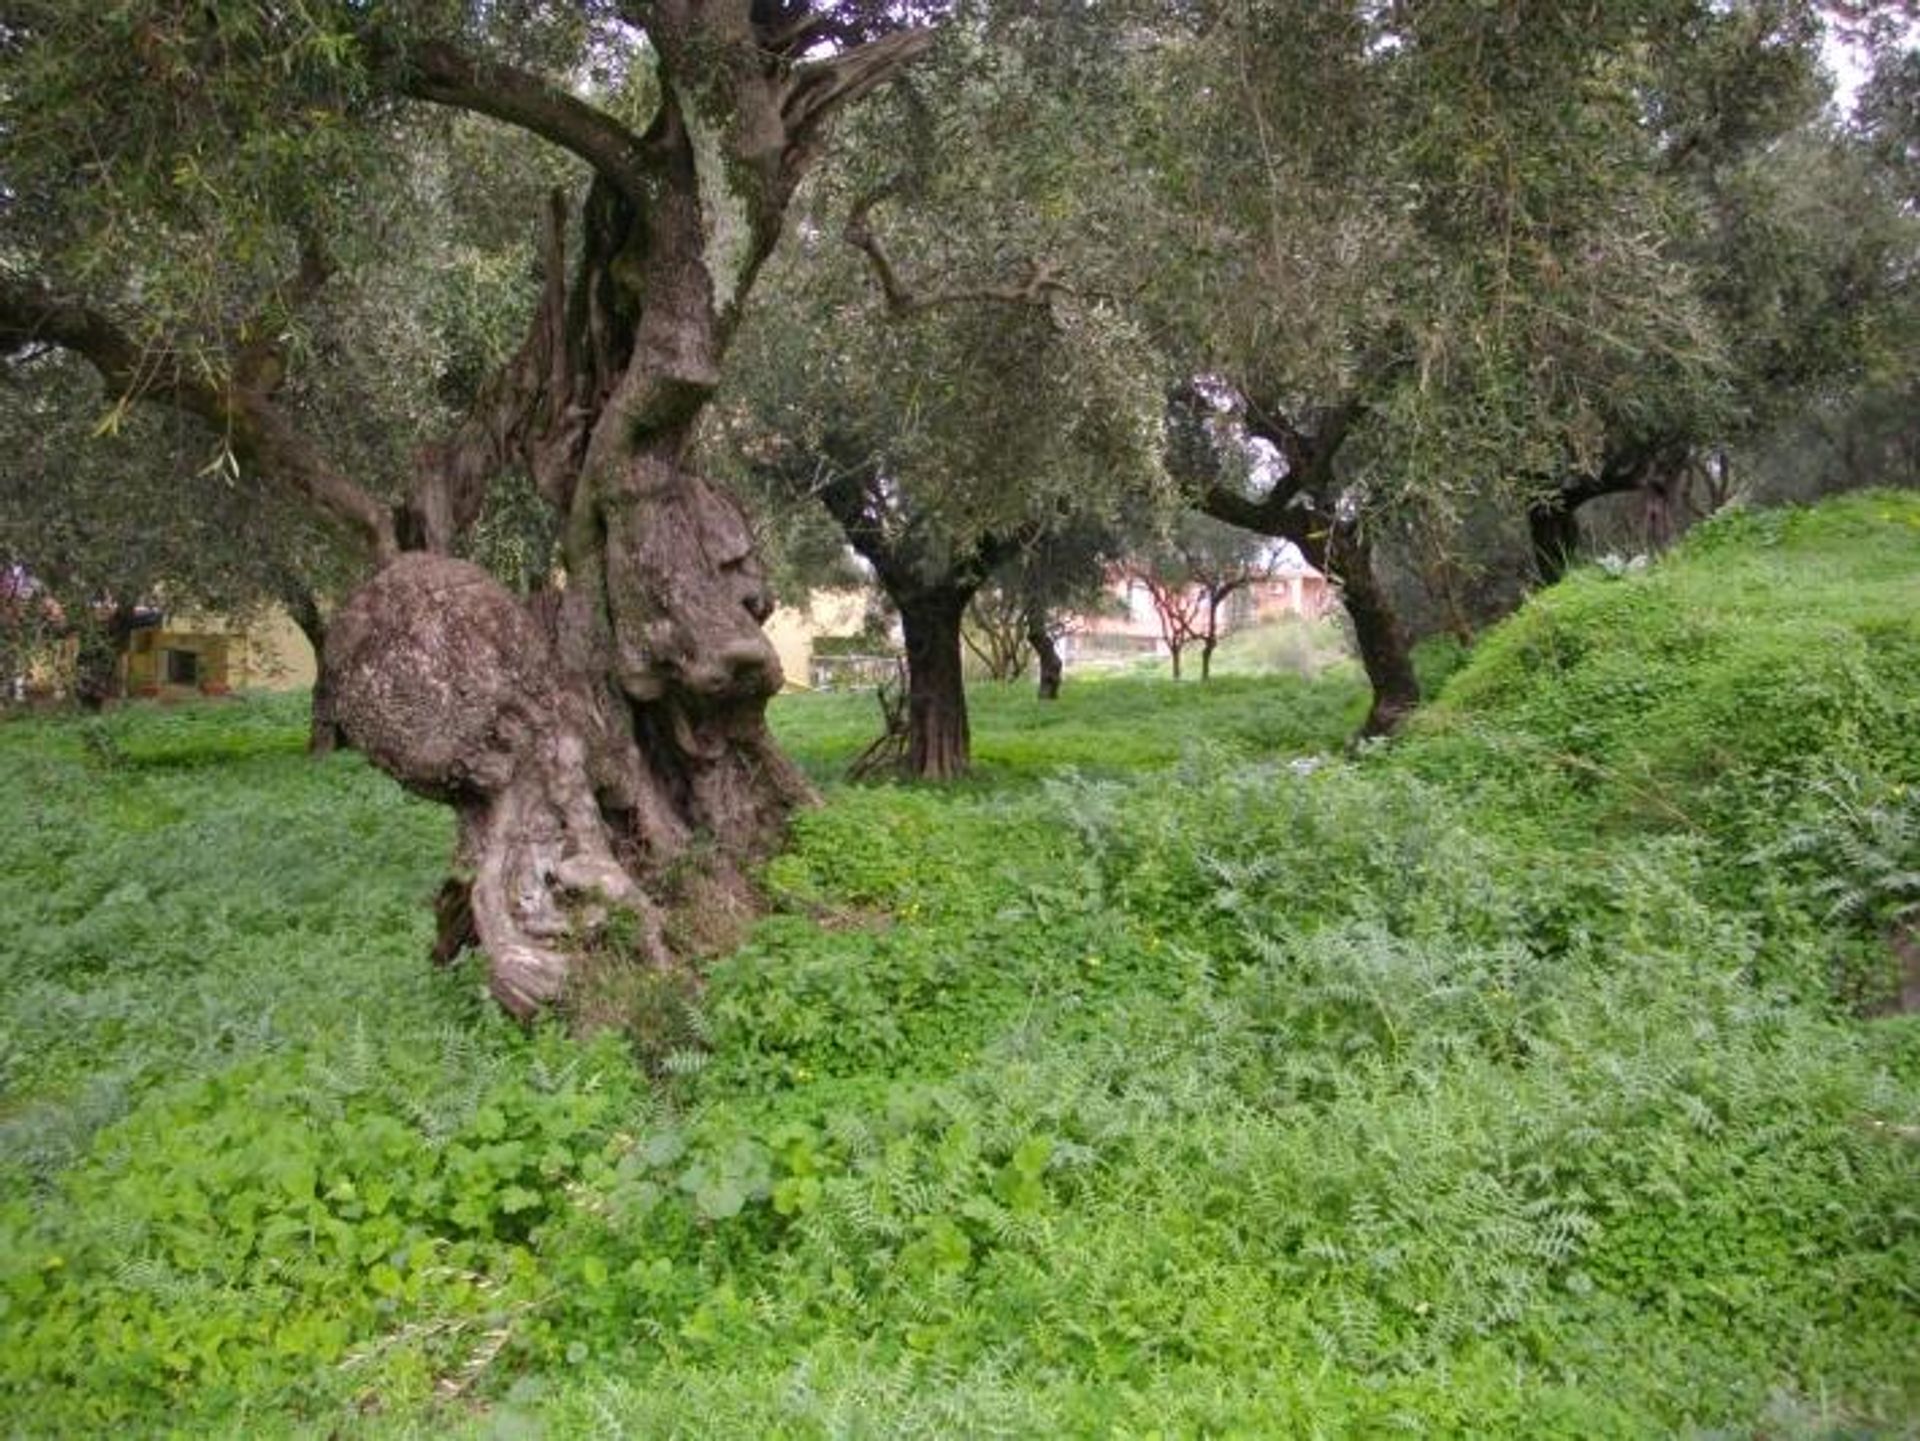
(405, 189), (587, 554)
(398, 38), (655, 214)
(782, 26), (937, 148)
(844, 188), (1070, 318)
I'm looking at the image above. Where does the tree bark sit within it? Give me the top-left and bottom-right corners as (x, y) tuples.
(1529, 438), (1688, 586)
(1326, 522), (1419, 737)
(899, 586), (973, 781)
(1640, 453), (1690, 552)
(326, 170), (813, 1013)
(807, 438), (1033, 781)
(1193, 382), (1420, 737)
(281, 583), (344, 756)
(1195, 488), (1419, 735)
(306, 655), (342, 758)
(1198, 584), (1238, 682)
(1028, 615), (1063, 700)
(1528, 499), (1584, 587)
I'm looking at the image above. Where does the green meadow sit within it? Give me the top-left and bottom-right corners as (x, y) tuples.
(3, 494), (1918, 1436)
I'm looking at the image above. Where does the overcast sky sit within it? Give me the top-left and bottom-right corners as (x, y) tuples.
(1825, 29), (1873, 111)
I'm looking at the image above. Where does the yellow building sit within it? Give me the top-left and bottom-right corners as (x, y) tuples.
(763, 588), (875, 691)
(123, 625), (232, 697)
(121, 606), (317, 698)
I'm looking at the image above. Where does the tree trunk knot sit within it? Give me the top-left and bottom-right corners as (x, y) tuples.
(326, 554), (569, 801)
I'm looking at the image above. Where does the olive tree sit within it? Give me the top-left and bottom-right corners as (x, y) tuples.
(720, 15), (1170, 777)
(1131, 1), (1894, 724)
(1, 0), (938, 1014)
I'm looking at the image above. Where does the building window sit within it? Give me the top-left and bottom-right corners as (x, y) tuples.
(164, 649), (201, 686)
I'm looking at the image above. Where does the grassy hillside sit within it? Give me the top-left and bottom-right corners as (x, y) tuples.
(1422, 494), (1920, 812)
(2, 494), (1917, 1436)
(1412, 492), (1920, 1008)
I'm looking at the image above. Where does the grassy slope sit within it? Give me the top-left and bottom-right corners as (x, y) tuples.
(1, 494), (1917, 1437)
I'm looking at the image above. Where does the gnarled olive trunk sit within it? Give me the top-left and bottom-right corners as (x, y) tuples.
(900, 585), (973, 782)
(328, 305), (814, 1015)
(329, 509), (807, 1016)
(14, 8), (934, 1019)
(317, 15), (935, 1015)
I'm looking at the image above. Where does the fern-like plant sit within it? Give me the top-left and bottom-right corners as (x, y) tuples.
(1769, 774), (1920, 933)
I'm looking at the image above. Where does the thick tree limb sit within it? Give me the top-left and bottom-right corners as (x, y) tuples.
(755, 7), (837, 58)
(1177, 375), (1417, 732)
(240, 400), (401, 564)
(399, 38), (655, 214)
(0, 280), (172, 399)
(1197, 478), (1288, 535)
(0, 278), (398, 562)
(814, 464), (912, 592)
(1527, 435), (1688, 583)
(1184, 375), (1373, 534)
(1243, 395), (1362, 496)
(811, 449), (1035, 600)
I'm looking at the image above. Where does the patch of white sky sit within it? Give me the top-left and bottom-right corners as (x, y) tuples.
(1824, 11), (1920, 117)
(1826, 26), (1876, 112)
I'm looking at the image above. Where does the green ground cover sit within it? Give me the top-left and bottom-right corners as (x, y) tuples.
(773, 666), (1366, 786)
(2, 493), (1918, 1436)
